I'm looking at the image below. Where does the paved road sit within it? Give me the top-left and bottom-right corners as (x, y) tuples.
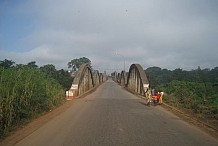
(15, 80), (218, 146)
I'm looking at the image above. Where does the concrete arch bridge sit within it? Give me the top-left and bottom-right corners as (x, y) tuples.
(112, 64), (149, 97)
(66, 63), (149, 99)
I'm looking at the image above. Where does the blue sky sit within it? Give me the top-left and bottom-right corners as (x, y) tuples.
(0, 0), (37, 52)
(0, 0), (218, 72)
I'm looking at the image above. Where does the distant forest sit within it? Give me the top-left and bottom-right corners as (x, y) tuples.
(145, 66), (218, 126)
(145, 66), (218, 88)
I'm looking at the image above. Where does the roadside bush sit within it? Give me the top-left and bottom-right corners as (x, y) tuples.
(0, 67), (65, 137)
(159, 80), (218, 120)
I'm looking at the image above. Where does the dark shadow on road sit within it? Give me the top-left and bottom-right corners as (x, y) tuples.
(138, 101), (158, 107)
(138, 101), (149, 106)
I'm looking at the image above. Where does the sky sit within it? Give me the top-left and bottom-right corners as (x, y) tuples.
(0, 0), (218, 73)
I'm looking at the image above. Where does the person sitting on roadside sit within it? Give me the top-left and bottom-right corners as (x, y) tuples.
(153, 93), (158, 105)
(159, 91), (164, 104)
(157, 92), (161, 104)
(146, 89), (152, 105)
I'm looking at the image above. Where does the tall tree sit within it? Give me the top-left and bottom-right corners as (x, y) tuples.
(40, 64), (73, 90)
(0, 59), (15, 68)
(26, 61), (38, 68)
(210, 67), (218, 83)
(67, 57), (91, 72)
(40, 64), (56, 77)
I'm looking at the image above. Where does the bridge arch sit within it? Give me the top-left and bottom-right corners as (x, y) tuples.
(68, 63), (94, 98)
(93, 70), (100, 86)
(120, 71), (128, 86)
(111, 71), (118, 82)
(99, 73), (103, 83)
(117, 73), (121, 83)
(102, 72), (107, 82)
(126, 64), (149, 96)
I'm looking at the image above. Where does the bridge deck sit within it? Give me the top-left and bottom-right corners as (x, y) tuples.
(12, 80), (218, 146)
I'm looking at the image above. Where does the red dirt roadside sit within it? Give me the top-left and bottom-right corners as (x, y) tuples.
(0, 99), (76, 146)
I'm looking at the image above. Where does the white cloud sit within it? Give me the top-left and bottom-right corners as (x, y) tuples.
(1, 0), (218, 72)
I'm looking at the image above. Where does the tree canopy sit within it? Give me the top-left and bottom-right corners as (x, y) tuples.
(67, 57), (91, 72)
(0, 59), (15, 68)
(145, 66), (218, 88)
(0, 59), (73, 90)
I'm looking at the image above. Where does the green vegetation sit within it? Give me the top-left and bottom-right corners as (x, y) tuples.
(0, 59), (73, 137)
(145, 67), (218, 122)
(67, 57), (91, 72)
(40, 64), (73, 90)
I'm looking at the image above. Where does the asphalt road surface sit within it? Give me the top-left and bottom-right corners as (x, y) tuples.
(15, 80), (218, 146)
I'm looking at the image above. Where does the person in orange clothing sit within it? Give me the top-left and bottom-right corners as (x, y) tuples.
(153, 94), (158, 105)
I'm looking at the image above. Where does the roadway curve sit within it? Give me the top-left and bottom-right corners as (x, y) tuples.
(8, 80), (218, 146)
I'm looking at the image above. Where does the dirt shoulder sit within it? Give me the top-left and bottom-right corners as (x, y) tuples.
(0, 83), (99, 146)
(0, 99), (76, 146)
(162, 103), (218, 140)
